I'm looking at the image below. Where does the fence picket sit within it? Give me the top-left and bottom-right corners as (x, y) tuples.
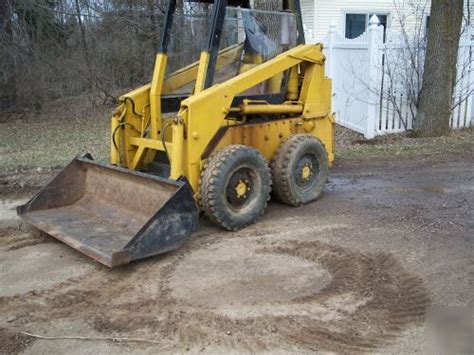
(321, 21), (473, 138)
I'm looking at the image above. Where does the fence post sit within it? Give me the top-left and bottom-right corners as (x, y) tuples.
(326, 19), (337, 80)
(365, 15), (383, 139)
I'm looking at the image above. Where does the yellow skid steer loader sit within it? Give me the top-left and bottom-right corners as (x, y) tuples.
(18, 0), (334, 267)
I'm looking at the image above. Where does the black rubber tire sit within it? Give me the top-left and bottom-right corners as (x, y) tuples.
(271, 134), (329, 206)
(200, 145), (271, 231)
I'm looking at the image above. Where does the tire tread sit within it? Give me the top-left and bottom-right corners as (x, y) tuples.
(200, 145), (271, 231)
(271, 134), (328, 206)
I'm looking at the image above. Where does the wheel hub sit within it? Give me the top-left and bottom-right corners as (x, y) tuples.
(295, 154), (319, 187)
(301, 164), (312, 180)
(226, 168), (254, 208)
(235, 180), (249, 198)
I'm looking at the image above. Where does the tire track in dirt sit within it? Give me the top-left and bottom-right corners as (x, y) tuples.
(0, 237), (430, 353)
(0, 227), (55, 251)
(0, 327), (33, 354)
(260, 241), (431, 351)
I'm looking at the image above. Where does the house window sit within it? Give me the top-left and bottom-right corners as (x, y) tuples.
(345, 13), (388, 39)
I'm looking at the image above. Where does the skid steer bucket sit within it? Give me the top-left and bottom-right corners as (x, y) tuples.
(17, 157), (199, 267)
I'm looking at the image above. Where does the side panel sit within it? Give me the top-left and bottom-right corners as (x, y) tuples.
(204, 115), (334, 167)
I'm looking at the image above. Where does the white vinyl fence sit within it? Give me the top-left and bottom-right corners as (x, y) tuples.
(317, 16), (473, 138)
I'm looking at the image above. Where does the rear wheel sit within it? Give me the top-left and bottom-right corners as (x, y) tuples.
(271, 134), (329, 206)
(200, 145), (271, 231)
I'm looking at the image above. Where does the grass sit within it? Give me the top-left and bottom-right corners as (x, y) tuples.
(336, 129), (474, 162)
(1, 96), (473, 171)
(0, 96), (110, 171)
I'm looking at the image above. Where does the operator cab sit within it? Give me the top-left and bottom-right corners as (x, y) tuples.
(160, 0), (304, 114)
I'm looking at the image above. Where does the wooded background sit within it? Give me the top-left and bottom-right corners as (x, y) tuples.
(0, 0), (184, 110)
(0, 0), (284, 111)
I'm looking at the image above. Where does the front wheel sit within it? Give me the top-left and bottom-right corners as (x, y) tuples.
(200, 145), (271, 231)
(271, 134), (329, 206)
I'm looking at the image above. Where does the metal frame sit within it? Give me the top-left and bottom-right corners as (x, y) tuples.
(156, 0), (308, 104)
(158, 0), (176, 54)
(161, 93), (286, 113)
(204, 0), (228, 89)
(198, 0), (305, 102)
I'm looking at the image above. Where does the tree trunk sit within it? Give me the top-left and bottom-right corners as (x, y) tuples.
(75, 0), (93, 89)
(0, 0), (16, 109)
(414, 0), (464, 136)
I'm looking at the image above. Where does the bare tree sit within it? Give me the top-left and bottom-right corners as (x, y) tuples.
(414, 0), (464, 136)
(379, 0), (431, 131)
(0, 0), (171, 111)
(0, 0), (16, 109)
(0, 0), (294, 113)
(357, 0), (472, 134)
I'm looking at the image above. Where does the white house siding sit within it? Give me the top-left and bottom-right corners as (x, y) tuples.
(300, 0), (315, 39)
(301, 0), (473, 43)
(304, 0), (398, 42)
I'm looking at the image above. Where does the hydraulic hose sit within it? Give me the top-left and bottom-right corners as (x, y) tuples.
(161, 120), (172, 162)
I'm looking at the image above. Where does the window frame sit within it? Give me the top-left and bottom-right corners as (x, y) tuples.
(342, 10), (390, 40)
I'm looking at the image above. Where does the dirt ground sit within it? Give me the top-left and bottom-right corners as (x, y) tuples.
(1, 149), (472, 354)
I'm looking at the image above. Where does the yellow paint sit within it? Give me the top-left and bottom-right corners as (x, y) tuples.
(130, 145), (146, 170)
(110, 114), (120, 165)
(238, 102), (303, 115)
(208, 115), (333, 165)
(194, 51), (210, 94)
(235, 180), (247, 198)
(150, 53), (167, 140)
(129, 137), (170, 152)
(302, 165), (311, 180)
(170, 115), (185, 179)
(286, 66), (299, 100)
